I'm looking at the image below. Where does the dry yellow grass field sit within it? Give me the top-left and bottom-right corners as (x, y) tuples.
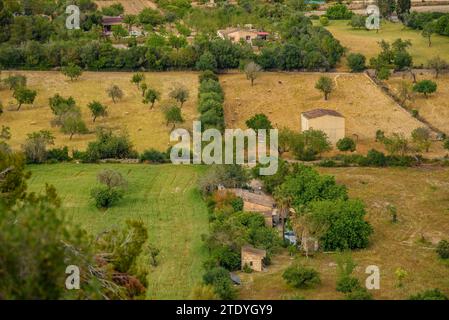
(239, 166), (449, 300)
(221, 71), (428, 154)
(0, 71), (199, 152)
(386, 72), (449, 135)
(95, 0), (158, 14)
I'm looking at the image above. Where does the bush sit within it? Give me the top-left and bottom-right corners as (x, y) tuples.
(326, 4), (353, 20)
(436, 240), (449, 259)
(203, 267), (237, 300)
(282, 265), (321, 289)
(345, 288), (374, 300)
(140, 149), (168, 163)
(199, 70), (219, 83)
(84, 129), (138, 162)
(336, 276), (361, 293)
(46, 146), (71, 162)
(199, 79), (224, 98)
(337, 137), (356, 152)
(347, 53), (366, 72)
(90, 186), (124, 208)
(230, 197), (244, 212)
(211, 246), (241, 271)
(319, 16), (329, 26)
(409, 288), (448, 300)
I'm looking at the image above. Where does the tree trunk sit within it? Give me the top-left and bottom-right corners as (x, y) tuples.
(151, 102), (155, 109)
(251, 78), (254, 86)
(93, 116), (96, 123)
(17, 103), (22, 111)
(70, 132), (74, 140)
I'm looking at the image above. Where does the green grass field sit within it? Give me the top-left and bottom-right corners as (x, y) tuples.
(321, 20), (449, 67)
(26, 163), (209, 300)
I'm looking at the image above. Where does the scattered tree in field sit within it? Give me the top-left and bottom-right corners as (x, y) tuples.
(347, 53), (366, 72)
(337, 137), (356, 152)
(278, 127), (299, 154)
(349, 15), (365, 29)
(88, 101), (108, 123)
(422, 22), (436, 47)
(107, 84), (123, 103)
(169, 83), (189, 108)
(245, 113), (273, 131)
(413, 80), (437, 98)
(291, 129), (332, 160)
(143, 88), (161, 109)
(13, 86), (36, 111)
(3, 74), (26, 90)
(398, 80), (413, 104)
(282, 264), (321, 289)
(411, 127), (431, 152)
(61, 113), (88, 140)
(61, 63), (82, 81)
(131, 73), (145, 89)
(22, 130), (55, 163)
(427, 56), (448, 79)
(436, 240), (449, 259)
(140, 82), (148, 97)
(97, 169), (128, 189)
(244, 61), (262, 86)
(315, 76), (334, 100)
(164, 105), (184, 129)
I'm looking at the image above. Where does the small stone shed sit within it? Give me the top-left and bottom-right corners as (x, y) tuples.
(301, 108), (345, 145)
(228, 188), (277, 227)
(241, 245), (266, 272)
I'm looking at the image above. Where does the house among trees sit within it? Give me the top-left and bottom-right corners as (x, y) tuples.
(301, 108), (345, 144)
(241, 245), (266, 272)
(217, 26), (269, 45)
(228, 188), (278, 227)
(102, 16), (124, 35)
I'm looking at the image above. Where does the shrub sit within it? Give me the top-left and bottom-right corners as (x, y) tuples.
(319, 16), (329, 26)
(347, 53), (366, 72)
(90, 186), (124, 208)
(199, 79), (224, 98)
(203, 267), (237, 300)
(211, 246), (241, 271)
(345, 288), (374, 300)
(326, 4), (353, 20)
(364, 149), (387, 167)
(282, 265), (321, 289)
(140, 149), (168, 163)
(409, 288), (448, 300)
(84, 129), (138, 162)
(199, 70), (219, 83)
(337, 137), (356, 152)
(436, 240), (449, 259)
(22, 130), (55, 164)
(230, 197), (244, 212)
(336, 276), (361, 293)
(46, 146), (70, 162)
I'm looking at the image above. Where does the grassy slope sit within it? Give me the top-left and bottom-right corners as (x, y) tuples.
(26, 163), (209, 299)
(239, 167), (449, 300)
(386, 72), (449, 135)
(323, 20), (449, 68)
(220, 72), (445, 156)
(0, 71), (199, 153)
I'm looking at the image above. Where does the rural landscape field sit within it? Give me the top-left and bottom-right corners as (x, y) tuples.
(1, 0), (449, 305)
